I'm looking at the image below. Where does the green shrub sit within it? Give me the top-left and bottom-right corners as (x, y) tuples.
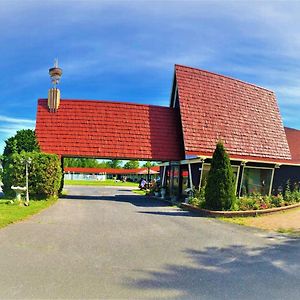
(237, 196), (259, 211)
(205, 141), (236, 210)
(270, 194), (284, 207)
(284, 181), (293, 204)
(188, 186), (206, 208)
(283, 181), (300, 205)
(292, 190), (300, 203)
(2, 152), (62, 199)
(188, 197), (201, 207)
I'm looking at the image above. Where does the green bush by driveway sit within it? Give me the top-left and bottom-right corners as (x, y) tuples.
(2, 152), (62, 198)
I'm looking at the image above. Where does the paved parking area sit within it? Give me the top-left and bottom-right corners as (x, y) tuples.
(0, 185), (299, 299)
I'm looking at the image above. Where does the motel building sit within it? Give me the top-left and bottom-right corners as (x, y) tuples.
(64, 166), (160, 182)
(35, 64), (300, 200)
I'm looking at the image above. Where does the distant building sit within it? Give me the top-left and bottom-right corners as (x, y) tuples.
(64, 167), (159, 182)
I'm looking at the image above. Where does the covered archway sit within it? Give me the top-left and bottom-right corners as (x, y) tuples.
(35, 98), (185, 195)
(35, 98), (184, 161)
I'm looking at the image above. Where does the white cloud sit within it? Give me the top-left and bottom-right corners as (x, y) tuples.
(0, 115), (36, 153)
(1, 0), (300, 131)
(0, 115), (35, 125)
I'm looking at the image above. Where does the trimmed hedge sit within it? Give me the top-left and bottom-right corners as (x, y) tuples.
(2, 152), (62, 199)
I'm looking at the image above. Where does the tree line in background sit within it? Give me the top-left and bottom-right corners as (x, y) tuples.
(64, 158), (124, 169)
(64, 158), (157, 169)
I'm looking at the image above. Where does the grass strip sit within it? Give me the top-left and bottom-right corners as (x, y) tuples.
(218, 217), (249, 226)
(276, 228), (300, 236)
(132, 189), (147, 196)
(0, 197), (57, 229)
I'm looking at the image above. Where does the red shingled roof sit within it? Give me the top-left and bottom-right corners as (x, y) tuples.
(285, 127), (300, 164)
(175, 64), (291, 162)
(64, 166), (160, 174)
(36, 99), (184, 161)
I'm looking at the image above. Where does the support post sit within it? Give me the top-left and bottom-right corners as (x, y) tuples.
(238, 162), (246, 198)
(25, 162), (29, 205)
(162, 166), (166, 187)
(269, 167), (276, 196)
(147, 166), (151, 189)
(198, 161), (204, 190)
(188, 163), (193, 189)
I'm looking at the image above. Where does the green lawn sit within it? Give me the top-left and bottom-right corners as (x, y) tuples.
(64, 179), (139, 187)
(132, 189), (147, 195)
(0, 197), (57, 229)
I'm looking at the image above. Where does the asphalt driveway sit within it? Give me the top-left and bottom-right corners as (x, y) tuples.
(0, 185), (299, 299)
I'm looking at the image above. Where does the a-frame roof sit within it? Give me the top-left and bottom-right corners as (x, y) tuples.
(174, 64), (291, 162)
(35, 99), (184, 161)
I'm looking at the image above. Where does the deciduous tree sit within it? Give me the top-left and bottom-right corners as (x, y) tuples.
(3, 129), (40, 156)
(123, 160), (140, 169)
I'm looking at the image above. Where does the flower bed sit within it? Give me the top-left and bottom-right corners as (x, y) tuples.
(185, 183), (300, 217)
(181, 202), (300, 218)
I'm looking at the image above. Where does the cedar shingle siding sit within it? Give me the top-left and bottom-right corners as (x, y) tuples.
(175, 64), (291, 162)
(36, 99), (184, 161)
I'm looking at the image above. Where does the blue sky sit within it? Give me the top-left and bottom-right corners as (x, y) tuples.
(1, 0), (300, 153)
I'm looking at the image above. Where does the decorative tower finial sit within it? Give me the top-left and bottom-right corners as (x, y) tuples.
(48, 59), (62, 112)
(49, 58), (63, 88)
(54, 58), (59, 68)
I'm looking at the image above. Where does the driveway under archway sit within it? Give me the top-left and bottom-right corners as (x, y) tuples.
(0, 186), (299, 299)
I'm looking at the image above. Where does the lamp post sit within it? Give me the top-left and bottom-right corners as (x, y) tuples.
(20, 157), (32, 206)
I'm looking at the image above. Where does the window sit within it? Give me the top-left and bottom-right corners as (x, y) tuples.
(200, 164), (211, 187)
(241, 167), (273, 196)
(200, 164), (239, 190)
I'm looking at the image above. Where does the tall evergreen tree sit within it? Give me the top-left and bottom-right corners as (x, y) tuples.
(205, 141), (236, 210)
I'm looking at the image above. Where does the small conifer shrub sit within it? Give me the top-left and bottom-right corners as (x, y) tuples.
(205, 141), (236, 210)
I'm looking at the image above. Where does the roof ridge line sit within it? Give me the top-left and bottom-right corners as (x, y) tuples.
(174, 64), (274, 94)
(285, 126), (300, 131)
(38, 98), (169, 109)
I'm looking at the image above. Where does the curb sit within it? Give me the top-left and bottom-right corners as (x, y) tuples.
(180, 202), (300, 218)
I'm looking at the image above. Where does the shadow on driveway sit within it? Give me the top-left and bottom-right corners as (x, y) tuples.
(138, 211), (199, 217)
(61, 193), (170, 208)
(128, 238), (300, 299)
